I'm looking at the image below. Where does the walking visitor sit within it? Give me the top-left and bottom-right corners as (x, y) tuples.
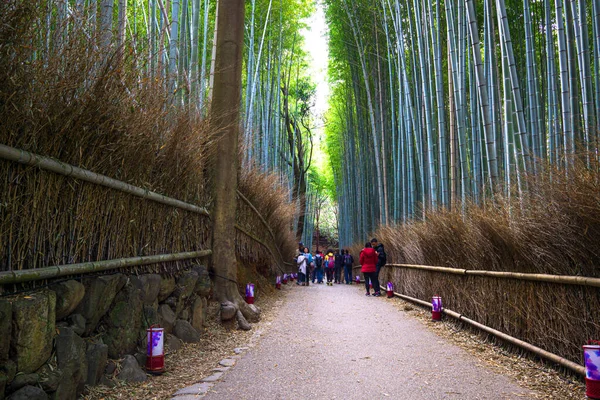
(325, 250), (335, 285)
(296, 251), (307, 286)
(313, 251), (324, 284)
(360, 242), (380, 296)
(303, 247), (313, 285)
(371, 238), (386, 287)
(334, 249), (343, 284)
(343, 249), (354, 284)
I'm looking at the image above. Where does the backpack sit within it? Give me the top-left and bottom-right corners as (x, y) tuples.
(344, 254), (352, 265)
(327, 258), (335, 268)
(315, 254), (323, 268)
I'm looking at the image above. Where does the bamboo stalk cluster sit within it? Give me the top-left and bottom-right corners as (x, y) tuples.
(325, 0), (600, 247)
(0, 1), (297, 274)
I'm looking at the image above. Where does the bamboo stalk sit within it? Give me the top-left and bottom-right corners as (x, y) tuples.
(385, 263), (600, 287)
(389, 290), (585, 376)
(0, 250), (212, 285)
(0, 144), (210, 217)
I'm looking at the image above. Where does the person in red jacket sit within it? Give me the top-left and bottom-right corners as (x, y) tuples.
(359, 242), (380, 296)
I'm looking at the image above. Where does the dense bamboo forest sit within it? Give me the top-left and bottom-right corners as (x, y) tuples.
(9, 0), (600, 251)
(11, 0), (328, 244)
(324, 0), (600, 248)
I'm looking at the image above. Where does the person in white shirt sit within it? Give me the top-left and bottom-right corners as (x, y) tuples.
(296, 251), (307, 286)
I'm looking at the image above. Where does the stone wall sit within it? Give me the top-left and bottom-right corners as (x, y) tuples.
(0, 264), (212, 400)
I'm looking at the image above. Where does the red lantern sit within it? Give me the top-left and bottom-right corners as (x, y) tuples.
(355, 275), (360, 284)
(432, 296), (442, 321)
(282, 274), (288, 284)
(146, 325), (165, 373)
(275, 276), (282, 290)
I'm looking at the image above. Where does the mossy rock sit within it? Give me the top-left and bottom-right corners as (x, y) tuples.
(157, 276), (176, 302)
(0, 300), (11, 362)
(53, 327), (87, 400)
(75, 274), (127, 335)
(10, 290), (55, 374)
(50, 280), (85, 321)
(131, 274), (161, 306)
(174, 271), (199, 300)
(157, 305), (176, 335)
(190, 296), (205, 332)
(102, 284), (143, 359)
(0, 360), (16, 385)
(192, 265), (212, 298)
(0, 372), (6, 400)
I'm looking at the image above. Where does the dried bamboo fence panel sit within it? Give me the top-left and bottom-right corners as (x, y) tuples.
(379, 264), (600, 365)
(0, 144), (292, 284)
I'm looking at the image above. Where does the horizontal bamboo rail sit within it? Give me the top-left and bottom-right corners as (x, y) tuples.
(385, 287), (585, 376)
(0, 250), (212, 285)
(0, 144), (292, 278)
(0, 144), (210, 216)
(387, 263), (600, 288)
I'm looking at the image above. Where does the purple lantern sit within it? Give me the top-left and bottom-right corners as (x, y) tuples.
(431, 296), (442, 321)
(386, 282), (394, 298)
(584, 344), (600, 399)
(246, 283), (255, 304)
(146, 325), (164, 373)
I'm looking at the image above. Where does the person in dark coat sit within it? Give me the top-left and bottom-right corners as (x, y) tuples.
(360, 242), (380, 296)
(343, 249), (354, 284)
(334, 250), (344, 284)
(370, 238), (386, 286)
(312, 251), (324, 283)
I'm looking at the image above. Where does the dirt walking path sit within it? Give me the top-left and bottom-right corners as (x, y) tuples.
(202, 282), (535, 399)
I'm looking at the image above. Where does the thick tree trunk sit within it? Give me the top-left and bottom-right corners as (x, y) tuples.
(210, 0), (259, 330)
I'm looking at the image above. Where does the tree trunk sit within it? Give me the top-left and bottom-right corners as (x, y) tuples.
(210, 0), (259, 330)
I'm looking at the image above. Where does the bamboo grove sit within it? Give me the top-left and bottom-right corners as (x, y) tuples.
(324, 0), (600, 248)
(24, 0), (318, 242)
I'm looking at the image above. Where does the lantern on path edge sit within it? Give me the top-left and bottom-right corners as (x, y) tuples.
(386, 282), (394, 298)
(432, 296), (442, 321)
(283, 274), (288, 284)
(584, 341), (600, 399)
(246, 283), (255, 304)
(355, 275), (360, 284)
(275, 276), (282, 290)
(146, 325), (165, 373)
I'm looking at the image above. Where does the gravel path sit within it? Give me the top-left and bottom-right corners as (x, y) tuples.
(203, 282), (535, 399)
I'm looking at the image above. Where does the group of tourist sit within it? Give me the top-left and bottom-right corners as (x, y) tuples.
(295, 244), (355, 286)
(294, 238), (386, 297)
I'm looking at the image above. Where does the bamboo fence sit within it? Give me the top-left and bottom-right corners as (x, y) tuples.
(0, 144), (292, 285)
(387, 263), (600, 288)
(353, 263), (598, 372)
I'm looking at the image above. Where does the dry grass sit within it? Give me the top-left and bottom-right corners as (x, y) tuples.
(238, 169), (297, 265)
(0, 0), (296, 281)
(355, 160), (600, 366)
